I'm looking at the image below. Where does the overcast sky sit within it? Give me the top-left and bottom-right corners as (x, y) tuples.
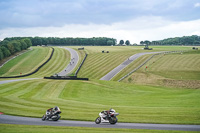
(0, 0), (200, 43)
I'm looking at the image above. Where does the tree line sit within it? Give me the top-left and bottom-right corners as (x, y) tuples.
(118, 40), (130, 45)
(140, 35), (200, 46)
(0, 38), (32, 60)
(4, 37), (117, 46)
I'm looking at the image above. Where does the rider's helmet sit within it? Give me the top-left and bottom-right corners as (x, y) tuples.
(109, 108), (115, 112)
(54, 106), (58, 111)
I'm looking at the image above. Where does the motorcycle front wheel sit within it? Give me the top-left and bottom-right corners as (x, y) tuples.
(95, 117), (101, 124)
(52, 115), (61, 121)
(42, 115), (46, 121)
(109, 117), (118, 124)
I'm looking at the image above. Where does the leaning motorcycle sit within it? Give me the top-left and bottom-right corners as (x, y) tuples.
(95, 109), (119, 124)
(42, 107), (61, 121)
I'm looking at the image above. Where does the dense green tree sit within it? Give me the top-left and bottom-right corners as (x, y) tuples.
(19, 40), (27, 50)
(119, 40), (124, 45)
(146, 35), (200, 46)
(125, 40), (130, 45)
(107, 40), (114, 45)
(0, 46), (11, 57)
(2, 37), (117, 46)
(140, 41), (144, 45)
(0, 38), (32, 60)
(0, 49), (4, 60)
(12, 41), (21, 52)
(6, 43), (15, 54)
(24, 38), (32, 48)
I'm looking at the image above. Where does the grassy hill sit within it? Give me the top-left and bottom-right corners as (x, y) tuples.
(0, 47), (51, 77)
(0, 79), (199, 125)
(122, 50), (200, 88)
(29, 47), (71, 78)
(76, 46), (192, 80)
(0, 45), (199, 128)
(0, 47), (73, 78)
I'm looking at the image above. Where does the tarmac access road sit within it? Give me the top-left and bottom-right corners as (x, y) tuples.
(57, 47), (79, 76)
(100, 52), (164, 81)
(0, 115), (200, 131)
(0, 78), (40, 84)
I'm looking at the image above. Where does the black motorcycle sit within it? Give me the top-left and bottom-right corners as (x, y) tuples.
(42, 106), (61, 121)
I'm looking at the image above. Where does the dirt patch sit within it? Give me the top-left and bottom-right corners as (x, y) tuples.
(124, 72), (200, 89)
(125, 72), (164, 85)
(162, 79), (200, 89)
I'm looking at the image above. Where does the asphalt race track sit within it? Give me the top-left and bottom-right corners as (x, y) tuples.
(57, 47), (79, 76)
(100, 52), (164, 81)
(0, 115), (200, 131)
(0, 78), (40, 84)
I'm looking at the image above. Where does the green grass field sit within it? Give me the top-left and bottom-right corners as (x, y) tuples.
(122, 50), (200, 88)
(0, 45), (199, 132)
(0, 79), (199, 124)
(29, 47), (71, 77)
(76, 46), (192, 79)
(0, 47), (51, 77)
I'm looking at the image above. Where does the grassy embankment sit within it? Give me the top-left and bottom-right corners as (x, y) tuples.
(121, 50), (200, 88)
(0, 46), (199, 132)
(0, 47), (51, 77)
(77, 46), (192, 80)
(0, 47), (72, 78)
(0, 79), (199, 124)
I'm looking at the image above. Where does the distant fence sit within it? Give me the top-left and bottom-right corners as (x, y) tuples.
(118, 50), (188, 82)
(0, 47), (54, 78)
(75, 53), (88, 76)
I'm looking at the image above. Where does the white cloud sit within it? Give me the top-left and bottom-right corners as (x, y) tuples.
(1, 16), (200, 43)
(194, 3), (200, 7)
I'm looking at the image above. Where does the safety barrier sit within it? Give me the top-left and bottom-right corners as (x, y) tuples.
(44, 76), (88, 80)
(75, 53), (88, 76)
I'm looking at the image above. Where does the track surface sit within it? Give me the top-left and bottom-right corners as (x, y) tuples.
(57, 47), (79, 76)
(0, 115), (200, 131)
(0, 78), (39, 84)
(100, 52), (164, 81)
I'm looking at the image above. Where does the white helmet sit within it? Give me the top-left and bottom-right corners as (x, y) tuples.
(110, 108), (115, 112)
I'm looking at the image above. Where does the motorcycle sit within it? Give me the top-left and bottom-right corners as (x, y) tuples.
(95, 109), (119, 124)
(42, 106), (61, 121)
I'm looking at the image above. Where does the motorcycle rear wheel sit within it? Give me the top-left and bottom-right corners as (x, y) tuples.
(95, 117), (101, 124)
(52, 115), (60, 121)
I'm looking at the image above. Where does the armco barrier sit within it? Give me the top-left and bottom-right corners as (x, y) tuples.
(0, 47), (54, 78)
(44, 76), (88, 81)
(75, 53), (88, 76)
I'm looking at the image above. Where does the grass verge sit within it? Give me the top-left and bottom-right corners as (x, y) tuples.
(0, 79), (199, 124)
(1, 124), (196, 133)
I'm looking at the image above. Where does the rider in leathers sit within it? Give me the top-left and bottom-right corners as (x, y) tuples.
(46, 106), (59, 119)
